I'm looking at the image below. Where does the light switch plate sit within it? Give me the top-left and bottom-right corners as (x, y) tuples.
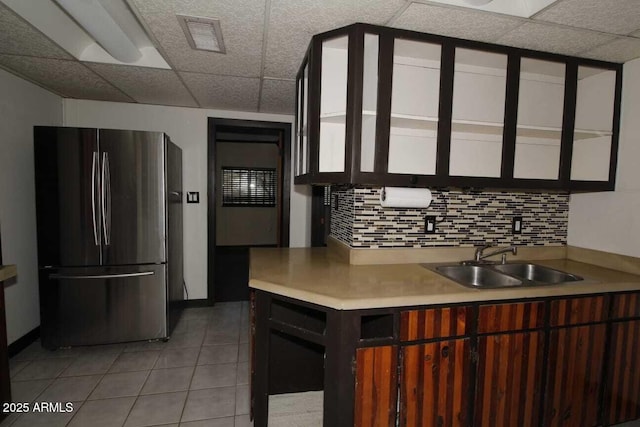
(187, 192), (200, 203)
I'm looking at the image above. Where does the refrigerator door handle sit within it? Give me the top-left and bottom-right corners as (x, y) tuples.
(101, 152), (112, 245)
(91, 151), (99, 246)
(49, 271), (155, 280)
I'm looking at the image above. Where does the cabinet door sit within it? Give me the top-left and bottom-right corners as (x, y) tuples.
(386, 38), (442, 177)
(514, 58), (565, 181)
(400, 339), (471, 427)
(570, 66), (619, 187)
(318, 35), (349, 174)
(544, 324), (606, 427)
(401, 305), (471, 341)
(295, 60), (310, 179)
(354, 345), (398, 427)
(605, 320), (640, 425)
(475, 331), (544, 427)
(449, 48), (508, 178)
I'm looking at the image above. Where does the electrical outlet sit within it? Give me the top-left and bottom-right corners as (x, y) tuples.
(512, 216), (523, 234)
(425, 216), (436, 234)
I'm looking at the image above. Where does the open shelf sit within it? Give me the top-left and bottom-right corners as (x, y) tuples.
(321, 111), (612, 142)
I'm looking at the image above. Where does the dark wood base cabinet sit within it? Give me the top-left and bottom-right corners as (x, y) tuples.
(251, 291), (640, 427)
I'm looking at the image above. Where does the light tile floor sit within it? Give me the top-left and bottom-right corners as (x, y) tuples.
(2, 302), (253, 427)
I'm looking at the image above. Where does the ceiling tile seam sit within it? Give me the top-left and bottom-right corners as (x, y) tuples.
(385, 1), (414, 26)
(258, 0), (272, 113)
(72, 60), (137, 103)
(178, 71), (262, 81)
(525, 18), (627, 40)
(402, 0), (632, 41)
(0, 62), (68, 99)
(0, 3), (76, 60)
(263, 77), (296, 82)
(0, 52), (135, 102)
(83, 63), (158, 104)
(573, 37), (635, 60)
(528, 0), (572, 19)
(124, 0), (201, 109)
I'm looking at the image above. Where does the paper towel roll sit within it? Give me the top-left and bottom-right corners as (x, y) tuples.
(380, 187), (432, 208)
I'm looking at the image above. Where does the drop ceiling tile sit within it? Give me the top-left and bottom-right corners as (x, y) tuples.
(179, 72), (260, 111)
(496, 22), (615, 56)
(392, 3), (523, 43)
(87, 63), (198, 107)
(130, 0), (264, 77)
(265, 0), (406, 79)
(260, 79), (295, 114)
(534, 0), (640, 36)
(0, 55), (132, 102)
(0, 3), (72, 59)
(579, 37), (640, 63)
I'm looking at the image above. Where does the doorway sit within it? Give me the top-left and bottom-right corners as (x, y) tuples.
(207, 118), (291, 303)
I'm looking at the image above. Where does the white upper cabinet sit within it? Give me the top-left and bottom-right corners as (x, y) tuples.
(294, 24), (621, 191)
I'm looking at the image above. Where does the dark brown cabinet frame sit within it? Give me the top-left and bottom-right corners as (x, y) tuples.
(251, 289), (640, 427)
(294, 23), (623, 192)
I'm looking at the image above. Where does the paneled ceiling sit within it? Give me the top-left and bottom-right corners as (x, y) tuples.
(1, 0), (640, 115)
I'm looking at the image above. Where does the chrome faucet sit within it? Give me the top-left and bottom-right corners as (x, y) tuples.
(473, 244), (518, 264)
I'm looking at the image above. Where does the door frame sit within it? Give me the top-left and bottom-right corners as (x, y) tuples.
(207, 118), (291, 304)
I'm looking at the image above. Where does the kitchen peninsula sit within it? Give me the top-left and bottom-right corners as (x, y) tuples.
(249, 245), (640, 427)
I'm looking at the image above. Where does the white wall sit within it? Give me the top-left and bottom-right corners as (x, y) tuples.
(0, 69), (62, 344)
(568, 58), (640, 257)
(63, 99), (310, 300)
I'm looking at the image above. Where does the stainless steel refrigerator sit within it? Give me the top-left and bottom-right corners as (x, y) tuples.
(34, 127), (183, 349)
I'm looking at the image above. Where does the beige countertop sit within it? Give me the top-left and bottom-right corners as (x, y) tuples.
(249, 248), (640, 310)
(0, 265), (17, 282)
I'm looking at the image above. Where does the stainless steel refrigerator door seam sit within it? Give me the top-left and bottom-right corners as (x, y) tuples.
(49, 271), (155, 280)
(101, 152), (111, 246)
(91, 151), (99, 246)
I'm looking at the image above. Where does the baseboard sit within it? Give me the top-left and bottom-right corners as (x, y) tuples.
(8, 326), (40, 358)
(182, 299), (213, 308)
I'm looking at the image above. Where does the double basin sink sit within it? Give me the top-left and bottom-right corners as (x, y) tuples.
(426, 263), (583, 289)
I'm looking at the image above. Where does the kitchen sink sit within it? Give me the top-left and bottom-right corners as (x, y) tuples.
(426, 263), (583, 289)
(435, 265), (523, 288)
(492, 263), (582, 284)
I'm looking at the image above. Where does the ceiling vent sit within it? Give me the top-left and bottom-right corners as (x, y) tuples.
(177, 15), (226, 54)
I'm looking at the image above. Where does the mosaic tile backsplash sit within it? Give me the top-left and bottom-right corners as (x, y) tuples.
(330, 187), (569, 248)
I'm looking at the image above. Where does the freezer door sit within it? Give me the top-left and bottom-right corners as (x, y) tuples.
(34, 127), (101, 267)
(39, 264), (167, 349)
(99, 130), (166, 265)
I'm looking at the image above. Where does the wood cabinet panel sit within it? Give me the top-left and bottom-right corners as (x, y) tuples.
(549, 296), (607, 327)
(544, 324), (606, 427)
(400, 306), (471, 341)
(400, 339), (471, 427)
(354, 345), (398, 427)
(606, 320), (640, 425)
(475, 331), (544, 427)
(478, 301), (545, 334)
(611, 292), (640, 319)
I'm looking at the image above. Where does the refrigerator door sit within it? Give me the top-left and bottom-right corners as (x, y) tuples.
(39, 264), (167, 349)
(166, 139), (184, 334)
(34, 127), (102, 267)
(98, 130), (166, 265)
